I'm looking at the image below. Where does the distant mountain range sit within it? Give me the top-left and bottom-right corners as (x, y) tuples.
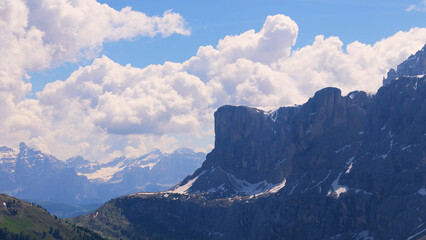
(0, 143), (205, 217)
(74, 45), (426, 239)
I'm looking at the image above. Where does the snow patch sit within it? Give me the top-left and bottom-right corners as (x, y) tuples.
(78, 166), (124, 182)
(289, 184), (297, 195)
(311, 171), (331, 192)
(208, 232), (224, 238)
(255, 106), (279, 112)
(227, 173), (286, 196)
(265, 108), (279, 122)
(138, 162), (157, 170)
(355, 230), (374, 240)
(345, 156), (355, 174)
(142, 152), (162, 162)
(267, 179), (287, 194)
(328, 156), (355, 197)
(407, 227), (426, 240)
(401, 145), (412, 151)
(335, 144), (351, 154)
(345, 163), (353, 174)
(0, 147), (18, 159)
(171, 171), (206, 194)
(388, 131), (394, 149)
(417, 187), (426, 196)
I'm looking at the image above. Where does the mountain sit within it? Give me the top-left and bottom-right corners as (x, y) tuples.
(71, 148), (206, 201)
(74, 45), (426, 240)
(70, 148), (205, 194)
(383, 44), (425, 85)
(0, 143), (98, 205)
(0, 194), (104, 240)
(0, 144), (205, 216)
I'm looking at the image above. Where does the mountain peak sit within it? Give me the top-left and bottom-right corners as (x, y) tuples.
(19, 142), (27, 149)
(151, 148), (162, 155)
(383, 44), (426, 85)
(173, 147), (195, 154)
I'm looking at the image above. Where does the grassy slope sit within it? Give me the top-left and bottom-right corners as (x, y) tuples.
(0, 194), (105, 240)
(24, 200), (102, 218)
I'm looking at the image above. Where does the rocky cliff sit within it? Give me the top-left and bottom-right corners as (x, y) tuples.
(75, 46), (426, 240)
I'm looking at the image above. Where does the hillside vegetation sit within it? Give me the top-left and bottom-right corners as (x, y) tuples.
(0, 194), (104, 240)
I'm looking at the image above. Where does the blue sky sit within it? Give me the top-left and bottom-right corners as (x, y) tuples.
(30, 0), (426, 93)
(1, 0), (425, 161)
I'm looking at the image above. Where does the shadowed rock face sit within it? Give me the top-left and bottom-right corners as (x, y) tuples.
(75, 47), (426, 240)
(170, 87), (374, 199)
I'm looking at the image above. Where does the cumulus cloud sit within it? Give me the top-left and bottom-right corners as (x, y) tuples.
(0, 0), (190, 159)
(37, 56), (213, 136)
(406, 0), (426, 11)
(0, 0), (189, 102)
(1, 10), (426, 161)
(275, 28), (426, 96)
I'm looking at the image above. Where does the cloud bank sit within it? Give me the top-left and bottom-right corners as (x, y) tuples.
(1, 3), (425, 161)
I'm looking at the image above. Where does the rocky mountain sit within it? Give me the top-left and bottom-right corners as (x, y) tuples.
(0, 143), (97, 205)
(0, 144), (205, 216)
(72, 148), (205, 198)
(75, 46), (426, 240)
(383, 44), (425, 85)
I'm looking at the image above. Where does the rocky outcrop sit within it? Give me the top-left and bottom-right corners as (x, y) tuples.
(167, 87), (374, 199)
(75, 47), (426, 240)
(383, 44), (426, 85)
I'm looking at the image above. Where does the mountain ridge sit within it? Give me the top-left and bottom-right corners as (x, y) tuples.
(0, 144), (205, 217)
(75, 45), (426, 240)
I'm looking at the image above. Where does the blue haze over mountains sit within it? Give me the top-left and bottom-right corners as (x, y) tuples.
(0, 142), (204, 217)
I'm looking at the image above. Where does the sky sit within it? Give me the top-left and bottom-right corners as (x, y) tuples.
(1, 0), (425, 162)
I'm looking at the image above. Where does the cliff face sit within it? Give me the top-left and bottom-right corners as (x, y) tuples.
(168, 87), (374, 199)
(75, 47), (426, 240)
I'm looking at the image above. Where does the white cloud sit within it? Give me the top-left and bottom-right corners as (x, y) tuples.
(0, 0), (190, 160)
(1, 11), (425, 161)
(37, 56), (213, 136)
(27, 1), (190, 63)
(213, 15), (298, 65)
(0, 0), (189, 103)
(275, 28), (426, 96)
(406, 0), (426, 11)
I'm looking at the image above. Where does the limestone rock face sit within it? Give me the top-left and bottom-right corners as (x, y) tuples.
(170, 86), (375, 199)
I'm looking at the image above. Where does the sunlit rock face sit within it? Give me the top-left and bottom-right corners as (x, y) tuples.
(75, 47), (426, 240)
